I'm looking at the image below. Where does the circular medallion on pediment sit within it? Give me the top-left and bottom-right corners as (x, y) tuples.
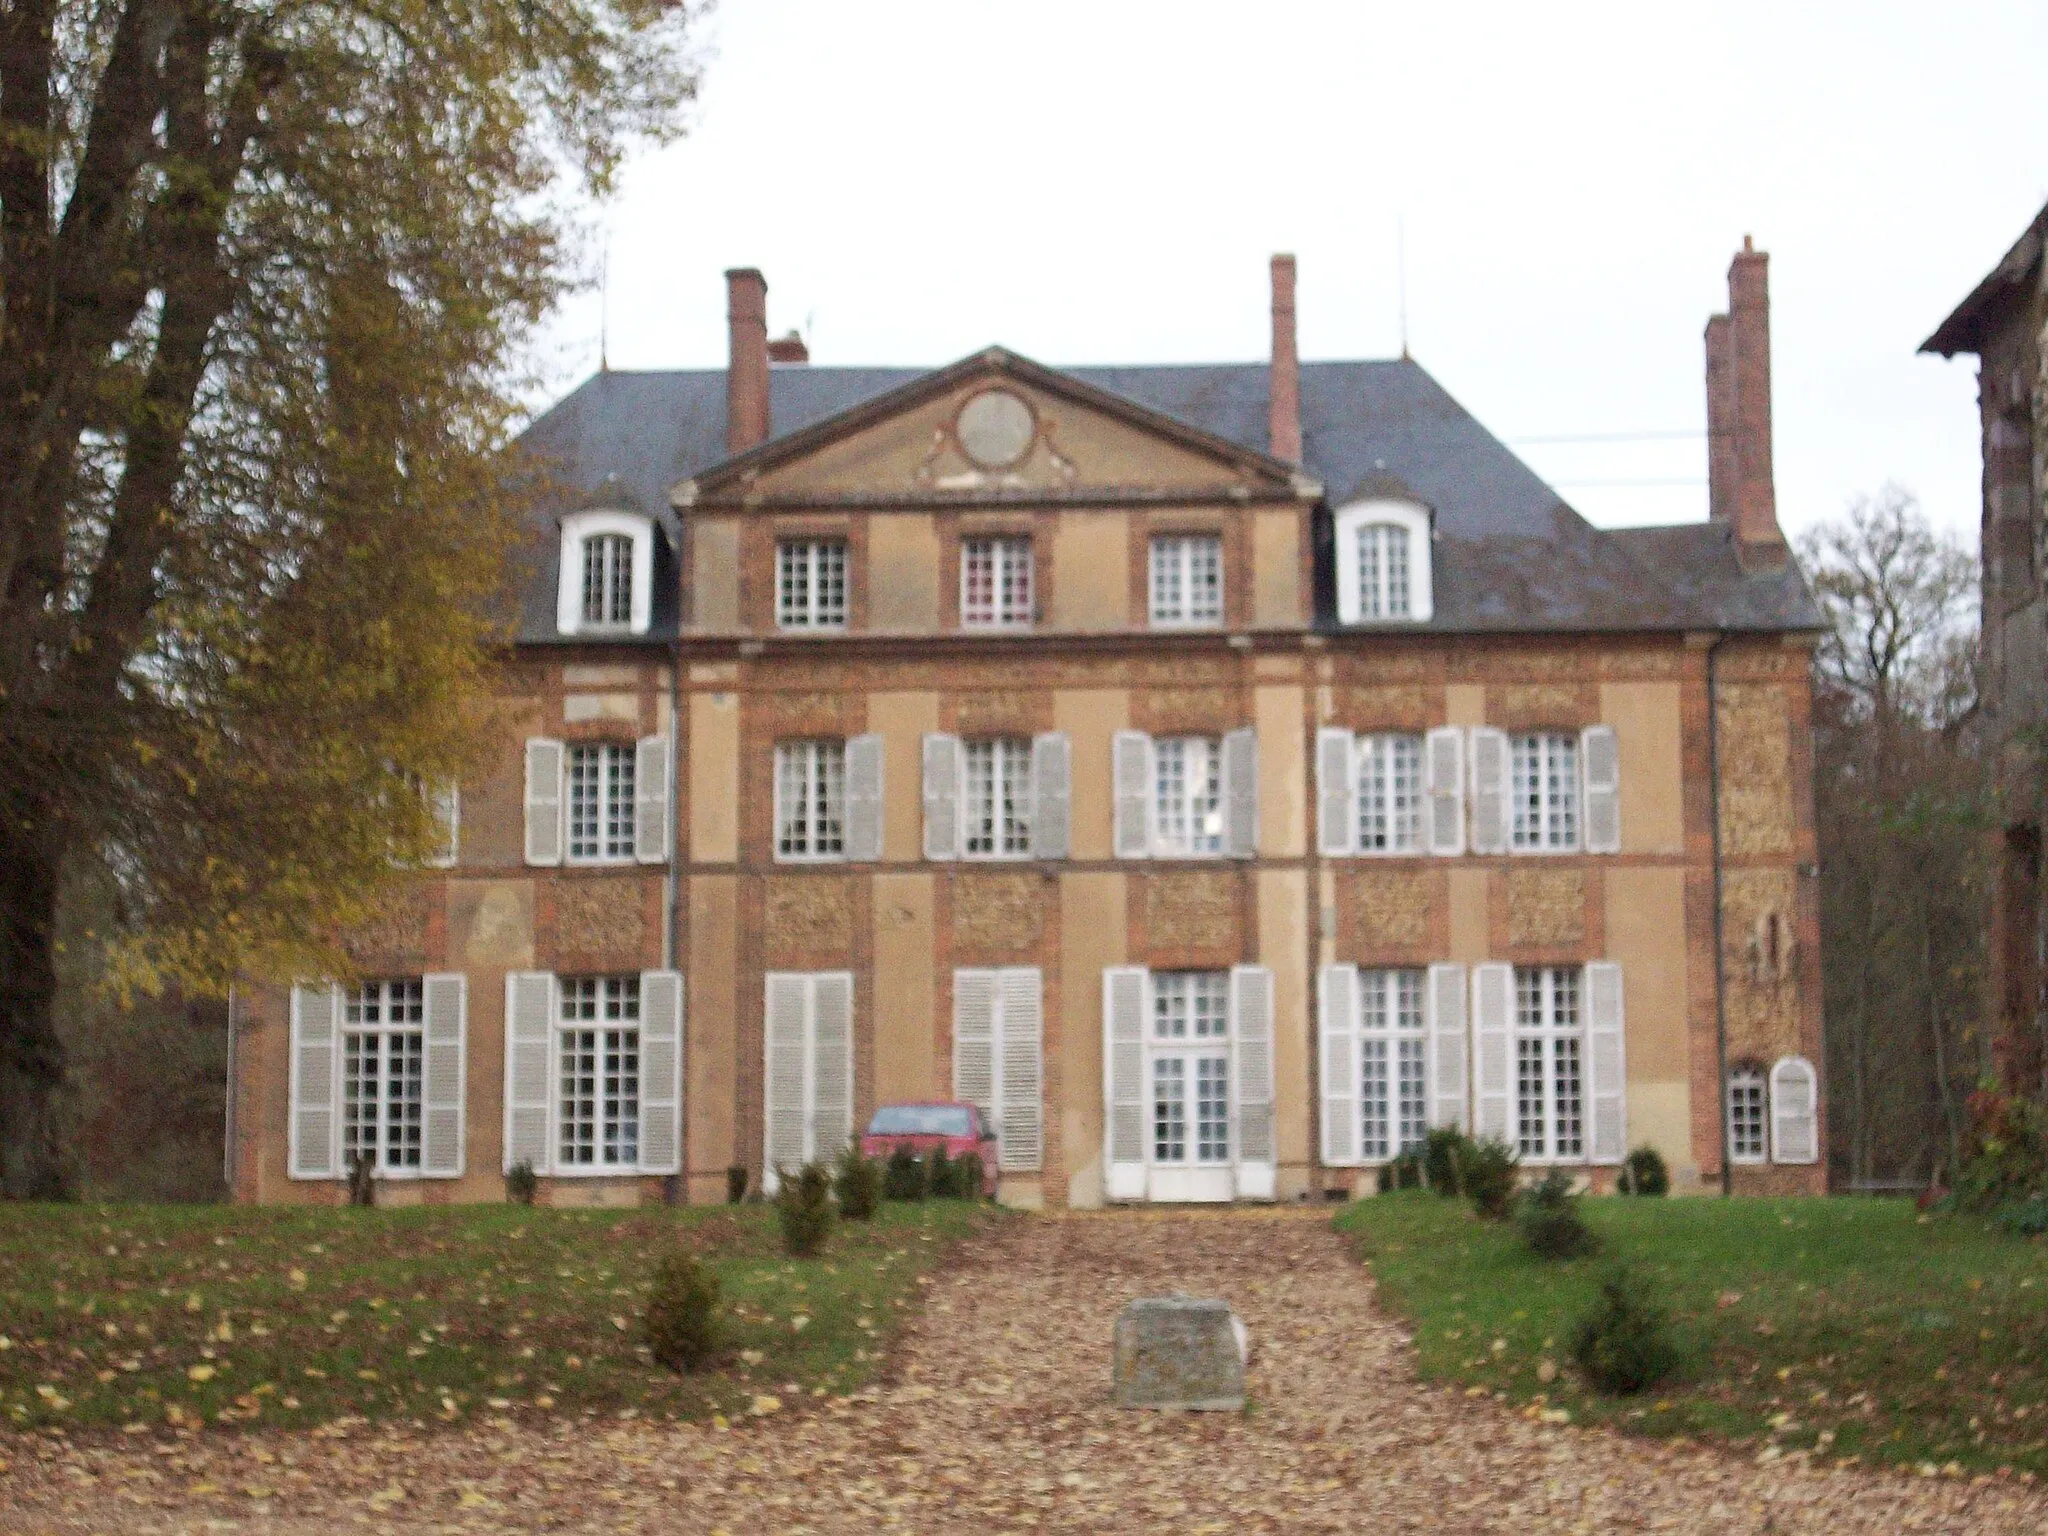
(954, 389), (1036, 469)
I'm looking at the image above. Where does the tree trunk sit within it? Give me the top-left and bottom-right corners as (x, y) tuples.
(1922, 899), (1961, 1180)
(0, 785), (72, 1199)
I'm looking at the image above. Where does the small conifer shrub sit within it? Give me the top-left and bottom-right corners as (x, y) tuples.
(953, 1149), (987, 1200)
(1571, 1264), (1679, 1395)
(1459, 1136), (1520, 1221)
(644, 1251), (721, 1372)
(1516, 1169), (1600, 1260)
(346, 1151), (376, 1207)
(884, 1144), (927, 1201)
(776, 1160), (836, 1258)
(1618, 1145), (1670, 1196)
(834, 1141), (883, 1220)
(1422, 1127), (1468, 1196)
(506, 1160), (538, 1206)
(1378, 1148), (1426, 1193)
(926, 1145), (954, 1200)
(726, 1165), (749, 1205)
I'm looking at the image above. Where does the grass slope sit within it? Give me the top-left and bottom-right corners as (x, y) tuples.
(0, 1200), (994, 1435)
(1338, 1191), (2048, 1477)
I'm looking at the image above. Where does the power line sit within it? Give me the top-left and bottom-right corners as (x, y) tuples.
(1509, 429), (1711, 445)
(1552, 477), (1706, 488)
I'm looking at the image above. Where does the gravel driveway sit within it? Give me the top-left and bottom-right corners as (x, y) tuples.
(3, 1206), (2043, 1533)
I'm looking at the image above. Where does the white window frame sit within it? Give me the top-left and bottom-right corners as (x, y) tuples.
(1148, 533), (1224, 628)
(1334, 498), (1432, 624)
(1510, 731), (1581, 852)
(565, 742), (637, 865)
(1513, 965), (1585, 1163)
(962, 736), (1034, 859)
(1356, 732), (1424, 854)
(774, 739), (847, 862)
(1150, 971), (1233, 1167)
(341, 978), (426, 1177)
(1357, 969), (1429, 1161)
(961, 535), (1034, 629)
(1152, 735), (1225, 858)
(555, 510), (653, 637)
(553, 975), (643, 1175)
(1728, 1064), (1768, 1165)
(777, 539), (849, 630)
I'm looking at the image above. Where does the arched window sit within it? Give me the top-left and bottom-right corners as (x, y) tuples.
(556, 510), (653, 636)
(1334, 499), (1432, 624)
(1726, 1063), (1767, 1165)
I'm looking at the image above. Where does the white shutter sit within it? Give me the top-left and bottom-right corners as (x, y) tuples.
(1770, 1055), (1819, 1165)
(503, 971), (555, 1175)
(421, 973), (466, 1178)
(844, 733), (885, 862)
(952, 969), (998, 1128)
(1222, 726), (1259, 859)
(635, 735), (670, 865)
(763, 974), (811, 1190)
(810, 971), (855, 1163)
(429, 783), (460, 868)
(1581, 725), (1621, 854)
(1424, 727), (1466, 857)
(1232, 964), (1277, 1200)
(524, 738), (564, 866)
(997, 967), (1044, 1171)
(1471, 962), (1514, 1141)
(1103, 966), (1149, 1200)
(1427, 961), (1469, 1132)
(1319, 964), (1360, 1166)
(922, 733), (962, 861)
(1113, 731), (1153, 859)
(1469, 727), (1510, 855)
(1030, 732), (1071, 860)
(1585, 961), (1626, 1164)
(288, 984), (341, 1179)
(1317, 727), (1357, 857)
(638, 971), (684, 1175)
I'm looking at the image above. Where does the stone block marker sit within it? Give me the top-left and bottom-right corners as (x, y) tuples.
(1112, 1296), (1248, 1411)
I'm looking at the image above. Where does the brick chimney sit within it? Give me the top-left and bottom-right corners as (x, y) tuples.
(726, 267), (770, 455)
(1703, 237), (1786, 568)
(1269, 253), (1301, 465)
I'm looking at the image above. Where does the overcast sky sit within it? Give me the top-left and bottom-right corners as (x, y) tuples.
(535, 0), (2048, 549)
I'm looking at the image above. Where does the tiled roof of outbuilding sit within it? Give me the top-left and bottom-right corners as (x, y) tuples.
(513, 356), (1820, 642)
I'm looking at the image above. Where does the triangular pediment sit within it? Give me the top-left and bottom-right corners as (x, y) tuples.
(675, 349), (1316, 508)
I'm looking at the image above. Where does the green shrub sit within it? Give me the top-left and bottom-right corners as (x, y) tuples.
(926, 1145), (954, 1199)
(1950, 1089), (2048, 1216)
(1571, 1264), (1678, 1394)
(1996, 1194), (2048, 1237)
(1516, 1170), (1600, 1260)
(1617, 1145), (1669, 1196)
(643, 1251), (721, 1372)
(1378, 1149), (1426, 1193)
(506, 1160), (538, 1206)
(726, 1165), (748, 1205)
(1422, 1127), (1468, 1196)
(953, 1150), (987, 1201)
(346, 1152), (376, 1208)
(775, 1161), (836, 1257)
(1459, 1135), (1520, 1220)
(884, 1144), (927, 1202)
(834, 1142), (883, 1220)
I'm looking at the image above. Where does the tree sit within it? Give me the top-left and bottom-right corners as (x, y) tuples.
(1800, 487), (1986, 1187)
(0, 0), (701, 1194)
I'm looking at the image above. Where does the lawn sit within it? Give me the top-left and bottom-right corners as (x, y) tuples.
(1338, 1191), (2048, 1477)
(0, 1198), (997, 1435)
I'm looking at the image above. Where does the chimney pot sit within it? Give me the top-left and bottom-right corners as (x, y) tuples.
(725, 267), (770, 455)
(1269, 253), (1301, 466)
(767, 330), (809, 365)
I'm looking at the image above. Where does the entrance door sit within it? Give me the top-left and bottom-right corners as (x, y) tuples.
(1148, 1046), (1233, 1202)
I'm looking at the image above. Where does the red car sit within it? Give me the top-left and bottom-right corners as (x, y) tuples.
(860, 1102), (999, 1194)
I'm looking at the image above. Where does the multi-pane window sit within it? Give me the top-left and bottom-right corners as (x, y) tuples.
(1153, 971), (1230, 1039)
(1515, 966), (1583, 1161)
(961, 536), (1033, 628)
(1359, 970), (1427, 1160)
(963, 738), (1032, 857)
(775, 740), (845, 859)
(1152, 1056), (1187, 1163)
(558, 976), (640, 1168)
(1728, 1066), (1768, 1163)
(1153, 736), (1223, 857)
(1511, 732), (1580, 850)
(1355, 523), (1412, 619)
(342, 979), (425, 1173)
(1357, 733), (1423, 852)
(567, 744), (636, 863)
(777, 540), (848, 629)
(580, 534), (634, 629)
(1149, 534), (1223, 627)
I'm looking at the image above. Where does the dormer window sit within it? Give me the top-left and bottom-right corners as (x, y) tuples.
(556, 510), (653, 637)
(1334, 499), (1432, 624)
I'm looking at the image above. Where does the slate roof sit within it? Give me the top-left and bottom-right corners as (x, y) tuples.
(513, 356), (1820, 642)
(1922, 198), (2048, 358)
